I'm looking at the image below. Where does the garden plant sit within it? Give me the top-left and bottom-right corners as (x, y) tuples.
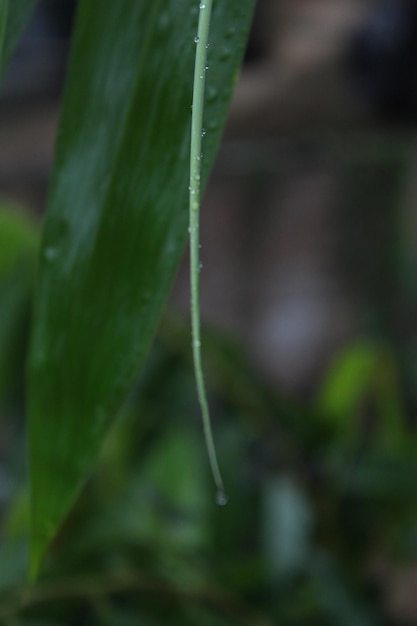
(2, 2), (417, 625)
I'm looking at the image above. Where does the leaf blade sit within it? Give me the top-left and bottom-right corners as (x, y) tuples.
(28, 0), (254, 578)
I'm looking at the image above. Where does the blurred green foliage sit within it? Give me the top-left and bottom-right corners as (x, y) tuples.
(1, 1), (417, 624)
(1, 197), (417, 624)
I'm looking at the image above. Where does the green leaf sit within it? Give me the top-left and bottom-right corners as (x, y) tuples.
(0, 204), (37, 278)
(0, 0), (37, 78)
(317, 342), (378, 431)
(28, 0), (255, 578)
(0, 205), (38, 406)
(317, 340), (407, 454)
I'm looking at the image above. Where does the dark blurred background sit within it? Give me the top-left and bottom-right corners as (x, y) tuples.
(2, 1), (417, 624)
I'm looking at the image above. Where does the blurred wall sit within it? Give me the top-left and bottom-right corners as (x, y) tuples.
(1, 0), (416, 395)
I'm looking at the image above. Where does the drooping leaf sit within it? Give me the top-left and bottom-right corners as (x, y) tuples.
(28, 0), (255, 577)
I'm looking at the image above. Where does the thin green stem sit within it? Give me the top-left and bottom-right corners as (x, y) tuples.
(189, 0), (226, 504)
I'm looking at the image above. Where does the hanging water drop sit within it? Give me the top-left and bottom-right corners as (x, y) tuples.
(216, 489), (228, 506)
(194, 36), (200, 43)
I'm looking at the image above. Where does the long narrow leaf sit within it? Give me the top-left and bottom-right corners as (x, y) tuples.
(28, 0), (254, 577)
(0, 206), (38, 406)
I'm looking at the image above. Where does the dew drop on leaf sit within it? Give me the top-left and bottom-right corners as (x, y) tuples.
(43, 247), (58, 262)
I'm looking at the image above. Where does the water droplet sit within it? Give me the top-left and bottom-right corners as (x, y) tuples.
(194, 36), (200, 43)
(199, 2), (206, 8)
(44, 246), (58, 262)
(199, 262), (203, 271)
(158, 13), (171, 33)
(205, 43), (210, 49)
(201, 128), (206, 137)
(206, 86), (218, 104)
(205, 64), (209, 70)
(199, 74), (204, 79)
(216, 489), (228, 506)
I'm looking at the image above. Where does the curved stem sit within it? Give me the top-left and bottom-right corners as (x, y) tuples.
(189, 0), (226, 504)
